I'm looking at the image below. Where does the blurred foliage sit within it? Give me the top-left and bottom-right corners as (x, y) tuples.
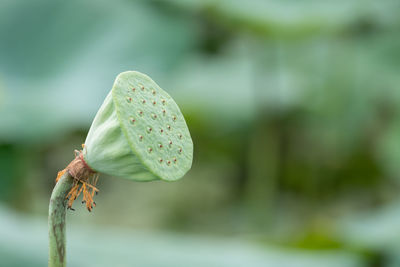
(0, 205), (367, 267)
(1, 0), (400, 266)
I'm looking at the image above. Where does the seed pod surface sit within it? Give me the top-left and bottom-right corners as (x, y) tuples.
(84, 71), (193, 181)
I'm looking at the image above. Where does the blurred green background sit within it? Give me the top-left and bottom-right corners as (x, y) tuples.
(1, 0), (400, 266)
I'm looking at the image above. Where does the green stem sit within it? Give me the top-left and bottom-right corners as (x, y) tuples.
(48, 171), (74, 267)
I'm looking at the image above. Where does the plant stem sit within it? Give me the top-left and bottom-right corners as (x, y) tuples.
(48, 171), (74, 267)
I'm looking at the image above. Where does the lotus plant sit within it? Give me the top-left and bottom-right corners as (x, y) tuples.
(48, 71), (193, 267)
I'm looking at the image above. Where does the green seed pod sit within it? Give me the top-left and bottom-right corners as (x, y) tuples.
(83, 71), (193, 181)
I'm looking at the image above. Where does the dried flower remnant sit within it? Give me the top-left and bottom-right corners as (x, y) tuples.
(56, 147), (99, 211)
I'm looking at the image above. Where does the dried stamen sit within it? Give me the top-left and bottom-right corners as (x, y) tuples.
(58, 148), (99, 212)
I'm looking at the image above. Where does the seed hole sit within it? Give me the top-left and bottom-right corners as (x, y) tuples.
(146, 127), (153, 133)
(162, 109), (166, 115)
(151, 114), (157, 120)
(140, 84), (145, 91)
(178, 147), (182, 153)
(173, 157), (177, 163)
(126, 97), (132, 103)
(142, 99), (146, 104)
(152, 101), (156, 105)
(167, 160), (171, 165)
(138, 110), (143, 116)
(168, 140), (173, 146)
(138, 135), (143, 141)
(148, 147), (153, 153)
(158, 143), (163, 149)
(129, 117), (136, 124)
(172, 116), (177, 121)
(159, 158), (163, 163)
(178, 134), (183, 139)
(152, 90), (156, 95)
(160, 129), (164, 133)
(161, 99), (166, 105)
(132, 87), (136, 92)
(167, 125), (171, 130)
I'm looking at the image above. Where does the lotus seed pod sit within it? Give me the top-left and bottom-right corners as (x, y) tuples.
(83, 71), (193, 181)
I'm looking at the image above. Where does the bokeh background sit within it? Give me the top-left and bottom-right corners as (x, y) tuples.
(1, 0), (400, 266)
